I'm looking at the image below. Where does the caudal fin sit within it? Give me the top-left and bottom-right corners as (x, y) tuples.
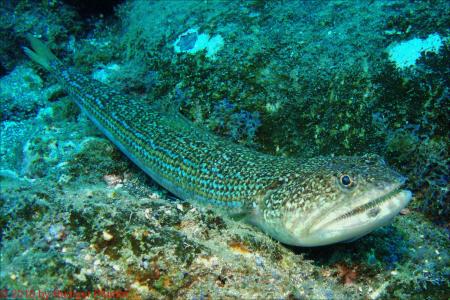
(23, 35), (59, 71)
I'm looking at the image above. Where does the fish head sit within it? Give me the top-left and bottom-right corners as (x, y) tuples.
(255, 154), (412, 247)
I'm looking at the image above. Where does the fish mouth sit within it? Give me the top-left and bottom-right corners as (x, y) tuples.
(302, 184), (412, 246)
(331, 187), (404, 223)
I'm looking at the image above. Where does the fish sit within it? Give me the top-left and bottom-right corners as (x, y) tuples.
(23, 36), (412, 247)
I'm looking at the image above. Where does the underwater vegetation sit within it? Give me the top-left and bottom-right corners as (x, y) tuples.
(207, 98), (261, 144)
(1, 0), (449, 299)
(373, 47), (449, 223)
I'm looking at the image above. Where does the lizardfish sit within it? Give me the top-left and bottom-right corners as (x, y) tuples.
(24, 37), (411, 246)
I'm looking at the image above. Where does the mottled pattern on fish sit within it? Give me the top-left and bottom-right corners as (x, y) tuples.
(57, 63), (301, 212)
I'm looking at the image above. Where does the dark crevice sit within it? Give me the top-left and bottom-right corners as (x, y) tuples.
(62, 0), (124, 18)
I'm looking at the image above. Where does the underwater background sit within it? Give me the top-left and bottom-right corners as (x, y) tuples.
(0, 0), (449, 299)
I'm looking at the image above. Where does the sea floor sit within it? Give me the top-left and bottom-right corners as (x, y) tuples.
(1, 1), (449, 299)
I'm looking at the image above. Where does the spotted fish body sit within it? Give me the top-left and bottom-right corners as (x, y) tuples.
(24, 37), (412, 246)
(61, 66), (298, 210)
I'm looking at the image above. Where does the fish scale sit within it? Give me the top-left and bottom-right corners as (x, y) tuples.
(53, 62), (294, 211)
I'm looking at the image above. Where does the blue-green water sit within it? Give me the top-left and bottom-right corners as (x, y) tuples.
(0, 1), (448, 299)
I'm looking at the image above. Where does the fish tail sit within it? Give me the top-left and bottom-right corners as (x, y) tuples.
(23, 35), (60, 71)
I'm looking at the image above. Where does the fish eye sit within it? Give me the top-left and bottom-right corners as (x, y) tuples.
(340, 174), (353, 187)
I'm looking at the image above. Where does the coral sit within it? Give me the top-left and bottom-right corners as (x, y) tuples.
(91, 59), (159, 94)
(208, 99), (261, 144)
(387, 215), (450, 299)
(385, 130), (448, 222)
(372, 43), (449, 222)
(387, 33), (444, 69)
(173, 28), (224, 59)
(0, 66), (44, 122)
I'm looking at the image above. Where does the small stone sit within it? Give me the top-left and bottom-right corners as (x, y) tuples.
(112, 264), (121, 271)
(103, 174), (123, 187)
(149, 192), (160, 199)
(84, 268), (93, 276)
(58, 174), (72, 184)
(74, 272), (87, 282)
(48, 224), (65, 241)
(400, 208), (410, 215)
(107, 191), (118, 198)
(103, 231), (114, 241)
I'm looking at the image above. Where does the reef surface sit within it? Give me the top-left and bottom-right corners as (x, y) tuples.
(0, 1), (449, 299)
